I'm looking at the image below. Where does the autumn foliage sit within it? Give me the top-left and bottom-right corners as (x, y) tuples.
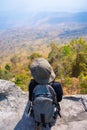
(0, 38), (87, 94)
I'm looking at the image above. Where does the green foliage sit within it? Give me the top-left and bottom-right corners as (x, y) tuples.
(79, 76), (87, 94)
(0, 69), (4, 79)
(72, 52), (87, 77)
(28, 52), (42, 69)
(64, 77), (72, 87)
(48, 38), (87, 94)
(48, 38), (87, 78)
(0, 67), (13, 80)
(62, 45), (72, 56)
(48, 43), (63, 76)
(5, 64), (11, 71)
(1, 38), (87, 94)
(62, 77), (73, 94)
(15, 73), (31, 91)
(28, 52), (42, 61)
(48, 43), (59, 63)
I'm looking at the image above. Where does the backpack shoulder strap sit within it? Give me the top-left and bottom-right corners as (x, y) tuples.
(32, 84), (57, 102)
(47, 85), (57, 101)
(33, 84), (50, 98)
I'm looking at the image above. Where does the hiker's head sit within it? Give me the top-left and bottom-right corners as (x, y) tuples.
(30, 58), (55, 84)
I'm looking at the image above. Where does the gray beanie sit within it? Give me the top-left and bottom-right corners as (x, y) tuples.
(30, 58), (56, 84)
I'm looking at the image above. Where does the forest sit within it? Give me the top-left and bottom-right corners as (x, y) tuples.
(0, 38), (87, 95)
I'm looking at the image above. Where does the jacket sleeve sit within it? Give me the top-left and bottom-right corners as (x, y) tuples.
(52, 82), (63, 102)
(28, 79), (38, 101)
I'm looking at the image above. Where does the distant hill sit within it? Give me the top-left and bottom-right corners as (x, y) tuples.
(0, 12), (87, 63)
(1, 12), (87, 29)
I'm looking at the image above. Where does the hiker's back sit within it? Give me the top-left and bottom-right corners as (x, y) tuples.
(28, 58), (63, 128)
(32, 84), (58, 127)
(29, 79), (63, 102)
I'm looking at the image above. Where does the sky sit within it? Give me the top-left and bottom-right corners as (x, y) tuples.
(0, 0), (87, 13)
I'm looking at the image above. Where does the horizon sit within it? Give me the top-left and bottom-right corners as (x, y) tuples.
(0, 11), (87, 19)
(0, 0), (87, 14)
(0, 0), (87, 30)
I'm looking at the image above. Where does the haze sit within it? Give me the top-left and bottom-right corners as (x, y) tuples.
(0, 0), (87, 13)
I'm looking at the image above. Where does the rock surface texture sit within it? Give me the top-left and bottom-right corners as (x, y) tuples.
(0, 79), (87, 130)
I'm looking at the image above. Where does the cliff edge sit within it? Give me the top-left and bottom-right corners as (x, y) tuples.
(0, 79), (87, 130)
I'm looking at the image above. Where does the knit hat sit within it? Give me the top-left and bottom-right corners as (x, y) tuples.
(30, 58), (56, 84)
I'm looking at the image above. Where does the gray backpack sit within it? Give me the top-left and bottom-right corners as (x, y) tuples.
(32, 84), (58, 125)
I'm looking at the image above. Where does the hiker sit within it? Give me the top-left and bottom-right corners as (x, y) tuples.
(28, 58), (63, 103)
(28, 58), (63, 126)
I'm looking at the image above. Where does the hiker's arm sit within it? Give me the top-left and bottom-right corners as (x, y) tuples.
(28, 81), (32, 101)
(52, 82), (63, 102)
(57, 83), (63, 102)
(28, 80), (34, 101)
(28, 79), (38, 101)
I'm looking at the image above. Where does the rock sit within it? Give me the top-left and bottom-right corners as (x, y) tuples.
(0, 79), (28, 130)
(0, 79), (87, 130)
(52, 95), (87, 130)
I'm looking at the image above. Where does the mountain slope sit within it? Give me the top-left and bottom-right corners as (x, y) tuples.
(0, 12), (87, 64)
(1, 12), (87, 29)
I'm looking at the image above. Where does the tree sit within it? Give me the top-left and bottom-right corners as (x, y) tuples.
(28, 52), (42, 69)
(28, 52), (42, 61)
(48, 43), (59, 63)
(10, 55), (20, 67)
(72, 52), (87, 77)
(62, 45), (72, 56)
(5, 64), (11, 71)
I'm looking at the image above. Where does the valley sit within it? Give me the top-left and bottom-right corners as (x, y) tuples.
(0, 12), (87, 64)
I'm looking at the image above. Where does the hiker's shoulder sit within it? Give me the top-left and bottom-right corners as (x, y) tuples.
(51, 81), (62, 87)
(29, 79), (38, 88)
(29, 79), (38, 84)
(51, 81), (63, 92)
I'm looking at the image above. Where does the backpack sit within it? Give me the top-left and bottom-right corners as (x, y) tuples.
(32, 84), (59, 126)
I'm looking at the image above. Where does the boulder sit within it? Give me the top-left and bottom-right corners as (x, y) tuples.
(0, 79), (87, 130)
